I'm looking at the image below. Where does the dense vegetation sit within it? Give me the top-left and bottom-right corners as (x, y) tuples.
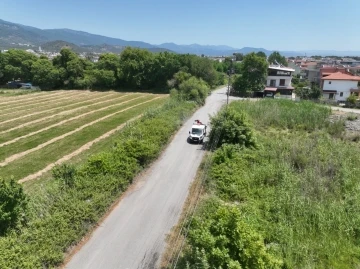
(0, 47), (225, 90)
(0, 179), (27, 235)
(179, 100), (360, 269)
(232, 52), (268, 96)
(0, 98), (198, 268)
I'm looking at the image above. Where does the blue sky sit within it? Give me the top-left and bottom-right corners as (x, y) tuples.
(0, 0), (358, 51)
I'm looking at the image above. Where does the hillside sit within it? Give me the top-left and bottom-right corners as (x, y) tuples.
(2, 19), (360, 56)
(40, 41), (173, 54)
(41, 40), (87, 53)
(0, 19), (156, 49)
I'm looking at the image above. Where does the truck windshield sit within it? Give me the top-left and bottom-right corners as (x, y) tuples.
(191, 128), (202, 135)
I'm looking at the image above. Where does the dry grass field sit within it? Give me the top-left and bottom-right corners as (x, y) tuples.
(0, 90), (167, 183)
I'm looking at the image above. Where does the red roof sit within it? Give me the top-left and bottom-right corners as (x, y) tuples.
(321, 72), (360, 81)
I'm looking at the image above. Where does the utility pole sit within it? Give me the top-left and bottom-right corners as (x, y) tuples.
(227, 71), (230, 105)
(226, 58), (234, 105)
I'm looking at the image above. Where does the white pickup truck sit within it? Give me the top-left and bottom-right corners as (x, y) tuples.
(188, 120), (207, 143)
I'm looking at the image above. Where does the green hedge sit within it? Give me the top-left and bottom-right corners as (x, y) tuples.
(0, 99), (197, 268)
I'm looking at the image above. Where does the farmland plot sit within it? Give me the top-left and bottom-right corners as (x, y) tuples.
(0, 90), (167, 182)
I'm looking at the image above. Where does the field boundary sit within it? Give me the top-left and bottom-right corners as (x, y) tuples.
(0, 91), (72, 105)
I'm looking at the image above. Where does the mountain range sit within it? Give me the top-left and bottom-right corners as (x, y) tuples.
(1, 19), (360, 57)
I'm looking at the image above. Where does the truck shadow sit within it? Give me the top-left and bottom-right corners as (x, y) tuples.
(186, 138), (208, 151)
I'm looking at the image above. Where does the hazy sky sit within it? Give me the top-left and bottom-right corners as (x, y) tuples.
(0, 0), (358, 51)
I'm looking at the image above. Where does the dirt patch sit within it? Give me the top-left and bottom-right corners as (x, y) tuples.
(0, 92), (123, 132)
(329, 113), (360, 132)
(1, 96), (163, 167)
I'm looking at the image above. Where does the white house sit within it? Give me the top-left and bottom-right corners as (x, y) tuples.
(264, 65), (295, 98)
(321, 72), (360, 101)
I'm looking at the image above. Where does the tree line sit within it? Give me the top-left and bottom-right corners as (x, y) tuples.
(0, 47), (302, 99)
(0, 47), (227, 91)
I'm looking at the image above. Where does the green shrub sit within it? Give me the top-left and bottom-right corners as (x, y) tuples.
(0, 179), (27, 235)
(347, 113), (358, 121)
(208, 106), (257, 149)
(347, 93), (357, 105)
(178, 76), (210, 105)
(181, 200), (283, 269)
(52, 163), (77, 187)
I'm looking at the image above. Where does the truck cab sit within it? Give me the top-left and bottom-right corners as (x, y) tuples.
(188, 120), (207, 143)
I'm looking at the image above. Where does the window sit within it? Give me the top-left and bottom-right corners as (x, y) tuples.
(340, 92), (343, 97)
(279, 79), (285, 86)
(329, 81), (332, 84)
(270, 80), (276, 87)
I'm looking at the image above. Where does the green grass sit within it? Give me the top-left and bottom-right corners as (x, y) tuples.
(347, 113), (358, 121)
(180, 99), (360, 269)
(0, 92), (131, 131)
(0, 91), (121, 124)
(232, 99), (332, 131)
(0, 97), (166, 181)
(0, 88), (41, 96)
(0, 95), (151, 155)
(0, 91), (89, 112)
(0, 94), (141, 143)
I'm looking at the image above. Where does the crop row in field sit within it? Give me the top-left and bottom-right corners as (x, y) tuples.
(0, 90), (167, 182)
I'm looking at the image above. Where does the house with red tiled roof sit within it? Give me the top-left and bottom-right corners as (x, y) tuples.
(321, 72), (360, 101)
(319, 67), (351, 88)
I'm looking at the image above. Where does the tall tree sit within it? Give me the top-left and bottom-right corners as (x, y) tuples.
(233, 53), (268, 96)
(268, 51), (288, 66)
(31, 59), (61, 89)
(0, 49), (37, 83)
(233, 53), (244, 61)
(256, 51), (267, 59)
(118, 47), (155, 89)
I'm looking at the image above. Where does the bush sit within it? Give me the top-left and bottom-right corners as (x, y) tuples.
(178, 76), (210, 105)
(347, 113), (358, 121)
(181, 200), (283, 269)
(52, 163), (77, 187)
(347, 93), (357, 106)
(0, 179), (27, 235)
(208, 106), (257, 149)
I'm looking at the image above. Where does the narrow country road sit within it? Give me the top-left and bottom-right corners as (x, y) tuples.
(65, 87), (233, 269)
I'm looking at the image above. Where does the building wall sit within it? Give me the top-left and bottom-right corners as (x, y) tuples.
(307, 70), (320, 84)
(323, 80), (358, 101)
(288, 62), (301, 75)
(267, 76), (292, 87)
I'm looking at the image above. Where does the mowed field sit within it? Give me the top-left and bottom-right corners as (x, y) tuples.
(0, 90), (167, 183)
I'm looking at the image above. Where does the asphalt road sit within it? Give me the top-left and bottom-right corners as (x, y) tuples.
(65, 87), (232, 269)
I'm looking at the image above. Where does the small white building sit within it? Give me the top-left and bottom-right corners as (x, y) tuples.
(264, 65), (295, 98)
(321, 72), (360, 101)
